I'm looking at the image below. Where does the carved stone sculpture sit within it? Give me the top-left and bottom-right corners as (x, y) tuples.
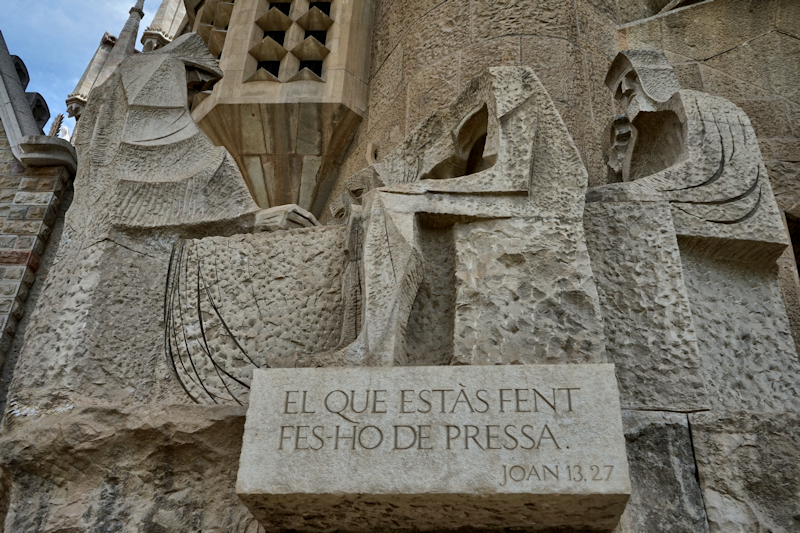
(593, 49), (787, 265)
(167, 67), (607, 404)
(585, 50), (800, 415)
(6, 33), (267, 412)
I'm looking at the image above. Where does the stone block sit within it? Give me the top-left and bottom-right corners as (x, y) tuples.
(238, 364), (630, 531)
(732, 99), (794, 139)
(660, 0), (776, 61)
(406, 61), (459, 133)
(614, 410), (708, 533)
(452, 217), (606, 365)
(772, 138), (800, 162)
(699, 65), (770, 101)
(576, 0), (618, 59)
(620, 18), (663, 52)
(0, 188), (16, 203)
(767, 161), (800, 216)
(18, 177), (40, 191)
(679, 248), (800, 412)
(6, 205), (25, 221)
(778, 0), (800, 39)
(690, 411), (800, 533)
(2, 266), (24, 281)
(459, 37), (520, 92)
(0, 177), (21, 189)
(615, 0), (667, 25)
(368, 87), (407, 157)
(673, 62), (704, 91)
(471, 0), (578, 43)
(9, 191), (53, 205)
(0, 282), (18, 298)
(402, 0), (468, 83)
(520, 36), (584, 107)
(368, 44), (405, 131)
(584, 201), (708, 411)
(13, 236), (34, 250)
(704, 31), (800, 105)
(2, 220), (42, 236)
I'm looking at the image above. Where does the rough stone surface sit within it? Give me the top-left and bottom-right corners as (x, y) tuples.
(690, 411), (800, 533)
(239, 364), (630, 531)
(2, 1), (800, 531)
(619, 0), (800, 353)
(584, 201), (707, 411)
(0, 405), (262, 532)
(167, 226), (348, 404)
(614, 410), (708, 533)
(453, 217), (604, 365)
(219, 67), (608, 372)
(679, 248), (800, 412)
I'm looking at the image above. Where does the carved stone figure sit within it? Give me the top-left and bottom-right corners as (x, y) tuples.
(5, 33), (318, 412)
(167, 67), (607, 403)
(594, 49), (787, 264)
(585, 50), (800, 417)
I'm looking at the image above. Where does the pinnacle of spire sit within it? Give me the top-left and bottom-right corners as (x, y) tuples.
(131, 0), (145, 17)
(94, 0), (146, 87)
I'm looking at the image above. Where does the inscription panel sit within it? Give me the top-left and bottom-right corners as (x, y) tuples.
(237, 364), (630, 531)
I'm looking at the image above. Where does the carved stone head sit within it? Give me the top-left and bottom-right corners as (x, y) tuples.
(605, 50), (680, 121)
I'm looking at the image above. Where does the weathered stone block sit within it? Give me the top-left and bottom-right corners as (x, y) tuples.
(679, 248), (800, 412)
(614, 410), (708, 532)
(584, 201), (708, 411)
(453, 217), (606, 365)
(690, 411), (800, 533)
(238, 364), (630, 531)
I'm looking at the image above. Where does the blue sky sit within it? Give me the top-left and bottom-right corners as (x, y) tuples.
(1, 0), (157, 134)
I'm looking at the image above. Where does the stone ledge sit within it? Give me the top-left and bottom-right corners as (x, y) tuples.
(18, 136), (77, 177)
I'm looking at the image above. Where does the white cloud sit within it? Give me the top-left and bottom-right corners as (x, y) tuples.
(2, 0), (157, 132)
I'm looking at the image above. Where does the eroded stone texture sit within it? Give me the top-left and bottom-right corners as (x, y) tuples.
(614, 410), (708, 533)
(325, 0), (622, 222)
(453, 217), (603, 365)
(1, 405), (262, 532)
(406, 223), (456, 365)
(598, 51), (788, 266)
(167, 226), (348, 404)
(239, 365), (630, 532)
(590, 50), (799, 413)
(303, 67), (606, 369)
(0, 33), (271, 531)
(690, 411), (800, 533)
(584, 201), (707, 411)
(679, 248), (800, 412)
(6, 34), (262, 411)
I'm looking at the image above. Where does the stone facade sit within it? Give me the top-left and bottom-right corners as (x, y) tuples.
(0, 0), (796, 532)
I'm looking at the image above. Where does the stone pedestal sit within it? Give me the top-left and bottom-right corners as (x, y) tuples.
(237, 364), (630, 531)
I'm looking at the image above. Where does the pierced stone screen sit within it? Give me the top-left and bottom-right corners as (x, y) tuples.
(237, 364), (630, 531)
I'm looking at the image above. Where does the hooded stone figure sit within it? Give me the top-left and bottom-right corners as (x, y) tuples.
(69, 32), (261, 238)
(594, 49), (787, 265)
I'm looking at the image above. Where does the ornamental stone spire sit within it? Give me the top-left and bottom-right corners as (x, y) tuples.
(65, 32), (116, 119)
(141, 0), (187, 52)
(94, 0), (145, 87)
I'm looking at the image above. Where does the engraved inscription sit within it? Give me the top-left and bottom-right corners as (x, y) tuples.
(273, 384), (602, 485)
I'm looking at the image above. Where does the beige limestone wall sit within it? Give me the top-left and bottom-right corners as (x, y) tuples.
(323, 0), (622, 222)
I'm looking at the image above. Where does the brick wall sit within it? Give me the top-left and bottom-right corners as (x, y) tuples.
(0, 119), (70, 361)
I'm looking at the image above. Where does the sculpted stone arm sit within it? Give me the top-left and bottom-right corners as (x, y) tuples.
(253, 204), (320, 232)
